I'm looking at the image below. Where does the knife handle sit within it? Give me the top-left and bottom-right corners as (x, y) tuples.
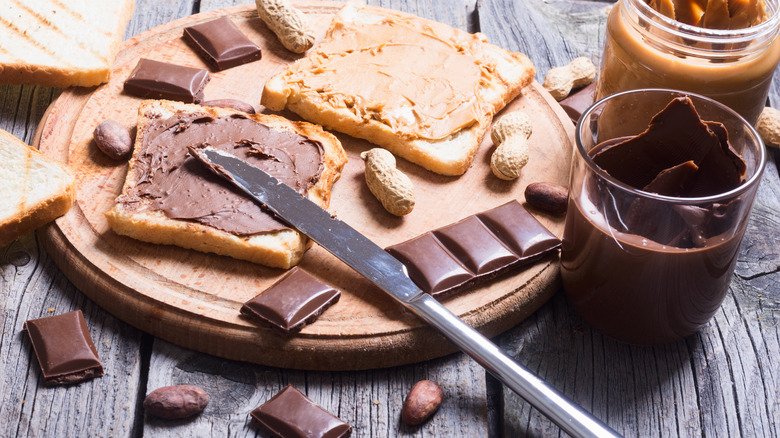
(407, 293), (621, 438)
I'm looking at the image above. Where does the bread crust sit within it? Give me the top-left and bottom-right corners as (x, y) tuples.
(261, 2), (535, 176)
(0, 129), (76, 246)
(105, 100), (348, 269)
(0, 0), (135, 88)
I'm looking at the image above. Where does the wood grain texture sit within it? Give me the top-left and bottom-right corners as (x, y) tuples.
(0, 82), (145, 437)
(35, 2), (572, 370)
(138, 2), (490, 437)
(2, 0), (779, 437)
(141, 340), (489, 437)
(480, 1), (780, 437)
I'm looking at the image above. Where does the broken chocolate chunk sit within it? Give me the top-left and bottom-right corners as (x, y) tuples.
(559, 81), (597, 124)
(183, 17), (262, 71)
(241, 268), (340, 333)
(24, 310), (104, 386)
(123, 58), (210, 103)
(250, 385), (353, 438)
(591, 96), (746, 197)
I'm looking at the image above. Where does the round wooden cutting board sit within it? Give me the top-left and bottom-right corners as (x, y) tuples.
(34, 2), (574, 370)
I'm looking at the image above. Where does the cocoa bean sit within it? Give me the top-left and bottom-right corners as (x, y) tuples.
(93, 120), (133, 160)
(524, 182), (569, 214)
(143, 385), (209, 420)
(401, 380), (443, 426)
(202, 99), (256, 114)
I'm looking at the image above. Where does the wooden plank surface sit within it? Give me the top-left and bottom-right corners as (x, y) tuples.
(480, 1), (780, 437)
(36, 1), (571, 369)
(137, 0), (490, 436)
(2, 0), (779, 437)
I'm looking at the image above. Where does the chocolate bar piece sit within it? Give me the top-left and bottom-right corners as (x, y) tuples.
(23, 310), (104, 386)
(250, 385), (353, 438)
(386, 201), (561, 296)
(241, 268), (340, 333)
(123, 58), (210, 103)
(183, 16), (262, 71)
(558, 81), (596, 124)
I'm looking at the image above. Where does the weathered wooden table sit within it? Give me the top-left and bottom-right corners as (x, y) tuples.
(2, 1), (778, 437)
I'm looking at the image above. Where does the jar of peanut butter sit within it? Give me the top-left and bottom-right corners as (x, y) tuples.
(597, 0), (780, 125)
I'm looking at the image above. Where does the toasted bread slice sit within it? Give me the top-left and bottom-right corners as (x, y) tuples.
(0, 0), (135, 87)
(0, 129), (76, 246)
(262, 2), (535, 176)
(106, 100), (347, 269)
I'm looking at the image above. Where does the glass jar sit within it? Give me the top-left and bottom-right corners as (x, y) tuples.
(597, 0), (780, 125)
(562, 89), (766, 344)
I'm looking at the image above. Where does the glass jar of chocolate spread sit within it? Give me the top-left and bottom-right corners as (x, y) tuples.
(562, 89), (766, 345)
(597, 0), (780, 125)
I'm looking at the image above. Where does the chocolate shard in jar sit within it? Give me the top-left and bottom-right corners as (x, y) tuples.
(123, 58), (210, 103)
(591, 96), (746, 197)
(183, 16), (262, 71)
(241, 268), (340, 333)
(250, 385), (353, 438)
(23, 310), (104, 386)
(386, 201), (560, 296)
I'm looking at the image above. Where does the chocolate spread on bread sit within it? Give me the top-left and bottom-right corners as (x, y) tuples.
(117, 112), (324, 236)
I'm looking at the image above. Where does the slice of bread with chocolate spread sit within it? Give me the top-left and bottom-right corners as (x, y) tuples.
(261, 1), (535, 176)
(0, 128), (76, 246)
(105, 100), (347, 269)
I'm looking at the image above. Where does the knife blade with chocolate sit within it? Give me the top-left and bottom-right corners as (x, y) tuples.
(188, 145), (621, 438)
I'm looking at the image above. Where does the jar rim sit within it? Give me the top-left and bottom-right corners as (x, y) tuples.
(624, 0), (780, 43)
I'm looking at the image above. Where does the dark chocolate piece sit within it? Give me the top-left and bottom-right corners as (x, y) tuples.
(591, 97), (746, 197)
(241, 268), (340, 333)
(123, 58), (210, 103)
(386, 233), (474, 295)
(559, 81), (596, 123)
(641, 160), (699, 197)
(24, 310), (104, 386)
(183, 16), (262, 71)
(250, 385), (353, 438)
(433, 216), (518, 275)
(386, 201), (561, 296)
(476, 201), (562, 257)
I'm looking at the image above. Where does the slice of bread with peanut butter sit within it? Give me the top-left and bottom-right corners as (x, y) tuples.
(261, 2), (535, 176)
(105, 100), (347, 269)
(0, 0), (135, 87)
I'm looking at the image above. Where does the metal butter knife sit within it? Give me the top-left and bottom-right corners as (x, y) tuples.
(191, 146), (621, 438)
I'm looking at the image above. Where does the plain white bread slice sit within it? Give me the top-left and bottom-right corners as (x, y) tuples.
(0, 0), (135, 87)
(105, 100), (348, 269)
(262, 2), (535, 176)
(0, 128), (76, 246)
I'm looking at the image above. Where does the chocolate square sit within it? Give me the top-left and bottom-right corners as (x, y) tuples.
(386, 233), (473, 295)
(433, 215), (518, 275)
(24, 310), (104, 386)
(123, 58), (210, 103)
(558, 81), (596, 124)
(476, 201), (561, 257)
(241, 268), (340, 333)
(250, 385), (352, 438)
(183, 16), (262, 71)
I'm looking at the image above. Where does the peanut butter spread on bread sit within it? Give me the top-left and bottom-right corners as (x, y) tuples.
(277, 14), (498, 141)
